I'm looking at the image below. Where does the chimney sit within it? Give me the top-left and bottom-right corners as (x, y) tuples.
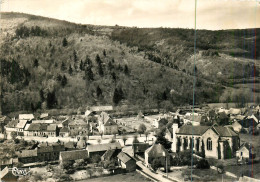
(171, 123), (179, 153)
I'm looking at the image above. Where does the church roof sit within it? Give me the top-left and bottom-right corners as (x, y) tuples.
(176, 125), (210, 135)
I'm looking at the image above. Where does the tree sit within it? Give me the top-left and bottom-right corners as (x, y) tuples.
(80, 60), (84, 71)
(85, 66), (94, 81)
(73, 50), (78, 62)
(122, 136), (127, 146)
(145, 131), (149, 142)
(151, 158), (162, 171)
(62, 38), (68, 47)
(61, 62), (66, 71)
(61, 75), (67, 87)
(33, 59), (39, 67)
(103, 49), (106, 57)
(95, 54), (102, 65)
(39, 89), (45, 102)
(11, 131), (17, 140)
(133, 135), (139, 144)
(138, 124), (147, 137)
(196, 159), (210, 169)
(68, 65), (73, 75)
(124, 64), (129, 75)
(96, 86), (102, 98)
(98, 64), (104, 76)
(46, 91), (57, 109)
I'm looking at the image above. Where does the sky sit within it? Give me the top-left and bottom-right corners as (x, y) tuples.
(1, 0), (260, 30)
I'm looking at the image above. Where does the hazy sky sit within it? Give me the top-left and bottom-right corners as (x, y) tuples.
(1, 0), (260, 30)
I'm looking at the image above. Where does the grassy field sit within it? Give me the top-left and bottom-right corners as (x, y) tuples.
(78, 172), (151, 182)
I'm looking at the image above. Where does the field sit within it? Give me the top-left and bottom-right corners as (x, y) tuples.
(78, 172), (151, 182)
(116, 116), (153, 132)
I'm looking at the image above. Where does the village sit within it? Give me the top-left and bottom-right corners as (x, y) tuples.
(0, 104), (260, 182)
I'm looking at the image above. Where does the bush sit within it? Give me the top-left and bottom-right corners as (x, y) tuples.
(216, 164), (224, 174)
(196, 159), (210, 169)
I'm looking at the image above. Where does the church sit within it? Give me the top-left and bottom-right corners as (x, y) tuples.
(171, 124), (240, 159)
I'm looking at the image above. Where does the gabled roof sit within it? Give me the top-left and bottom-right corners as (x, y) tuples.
(26, 123), (47, 131)
(238, 143), (256, 154)
(238, 119), (258, 128)
(60, 127), (69, 132)
(47, 124), (57, 131)
(5, 120), (19, 128)
(176, 125), (210, 135)
(17, 149), (38, 158)
(40, 113), (49, 119)
(60, 150), (88, 161)
(213, 126), (238, 137)
(117, 152), (134, 164)
(85, 110), (94, 117)
(18, 114), (34, 120)
(104, 118), (117, 126)
(68, 119), (88, 126)
(98, 112), (111, 123)
(16, 120), (28, 129)
(32, 120), (54, 124)
(90, 105), (113, 112)
(87, 142), (121, 152)
(102, 149), (117, 161)
(145, 143), (168, 156)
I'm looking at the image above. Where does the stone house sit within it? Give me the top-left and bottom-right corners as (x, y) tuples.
(24, 123), (57, 137)
(98, 112), (118, 135)
(171, 124), (240, 160)
(117, 152), (136, 172)
(59, 150), (88, 164)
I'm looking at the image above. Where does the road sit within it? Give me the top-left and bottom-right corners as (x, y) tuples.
(136, 161), (176, 182)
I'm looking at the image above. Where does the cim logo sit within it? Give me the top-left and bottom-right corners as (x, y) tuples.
(10, 167), (31, 177)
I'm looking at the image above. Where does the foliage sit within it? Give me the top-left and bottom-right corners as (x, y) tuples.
(196, 158), (210, 169)
(151, 158), (162, 171)
(138, 124), (147, 136)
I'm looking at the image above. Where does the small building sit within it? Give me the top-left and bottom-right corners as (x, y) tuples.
(117, 152), (136, 172)
(68, 119), (88, 131)
(59, 127), (69, 137)
(59, 150), (88, 164)
(86, 142), (121, 157)
(132, 143), (150, 156)
(16, 149), (38, 164)
(18, 114), (34, 121)
(236, 143), (256, 160)
(101, 149), (120, 161)
(144, 143), (170, 167)
(24, 123), (57, 137)
(0, 166), (19, 182)
(98, 112), (118, 135)
(0, 158), (18, 170)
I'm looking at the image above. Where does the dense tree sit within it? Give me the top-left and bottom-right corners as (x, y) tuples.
(85, 66), (94, 81)
(73, 50), (78, 62)
(138, 124), (147, 136)
(95, 54), (102, 65)
(61, 62), (66, 71)
(68, 65), (73, 75)
(33, 59), (39, 67)
(124, 64), (129, 75)
(111, 72), (116, 81)
(96, 86), (102, 98)
(62, 38), (68, 47)
(80, 60), (84, 71)
(46, 91), (57, 109)
(113, 87), (124, 104)
(61, 75), (67, 87)
(103, 49), (106, 57)
(98, 64), (104, 76)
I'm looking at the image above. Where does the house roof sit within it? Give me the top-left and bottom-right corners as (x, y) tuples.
(40, 113), (49, 119)
(5, 120), (19, 128)
(64, 141), (76, 149)
(85, 110), (94, 117)
(176, 125), (210, 135)
(228, 108), (241, 115)
(238, 119), (258, 128)
(16, 120), (28, 129)
(238, 143), (256, 154)
(17, 149), (38, 158)
(98, 112), (111, 123)
(145, 143), (168, 156)
(213, 126), (238, 137)
(101, 149), (116, 161)
(32, 120), (54, 124)
(104, 118), (117, 126)
(60, 127), (69, 132)
(90, 105), (113, 112)
(26, 123), (47, 131)
(18, 114), (34, 120)
(132, 143), (150, 152)
(47, 124), (57, 131)
(117, 152), (133, 164)
(87, 142), (121, 152)
(60, 150), (88, 161)
(68, 119), (88, 126)
(0, 116), (10, 124)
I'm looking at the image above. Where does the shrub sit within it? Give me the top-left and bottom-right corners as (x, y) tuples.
(196, 159), (210, 169)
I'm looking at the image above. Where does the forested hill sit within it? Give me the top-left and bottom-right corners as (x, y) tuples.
(0, 12), (259, 114)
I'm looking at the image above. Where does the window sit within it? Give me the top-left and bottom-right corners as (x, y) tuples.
(207, 138), (212, 151)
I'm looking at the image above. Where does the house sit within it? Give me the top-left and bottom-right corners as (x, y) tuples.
(68, 119), (88, 131)
(144, 143), (170, 167)
(18, 114), (34, 121)
(59, 150), (88, 164)
(0, 158), (18, 170)
(98, 112), (118, 135)
(152, 118), (168, 128)
(171, 124), (240, 160)
(132, 143), (150, 156)
(24, 123), (57, 137)
(16, 149), (38, 164)
(0, 166), (19, 182)
(0, 116), (11, 133)
(236, 143), (256, 160)
(101, 149), (120, 161)
(90, 105), (113, 113)
(232, 121), (243, 133)
(37, 144), (65, 162)
(238, 118), (258, 131)
(117, 152), (136, 172)
(228, 108), (241, 115)
(59, 127), (69, 137)
(64, 141), (77, 151)
(86, 142), (121, 157)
